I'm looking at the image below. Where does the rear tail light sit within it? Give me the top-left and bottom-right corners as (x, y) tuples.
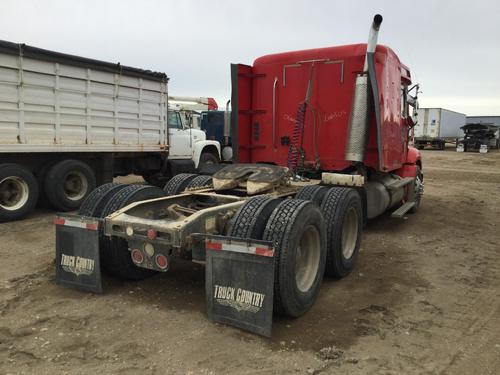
(147, 229), (157, 240)
(131, 249), (144, 264)
(155, 254), (168, 270)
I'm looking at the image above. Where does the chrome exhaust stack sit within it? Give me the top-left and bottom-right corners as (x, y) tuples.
(345, 14), (383, 163)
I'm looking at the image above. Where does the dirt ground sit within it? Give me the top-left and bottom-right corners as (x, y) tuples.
(1, 149), (499, 375)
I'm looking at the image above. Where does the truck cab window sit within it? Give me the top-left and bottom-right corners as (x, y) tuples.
(168, 112), (183, 129)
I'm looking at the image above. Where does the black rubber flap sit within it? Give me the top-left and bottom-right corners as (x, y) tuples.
(55, 214), (102, 293)
(205, 235), (275, 337)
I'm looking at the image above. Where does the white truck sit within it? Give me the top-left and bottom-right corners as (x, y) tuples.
(414, 108), (466, 150)
(0, 40), (220, 222)
(168, 95), (218, 129)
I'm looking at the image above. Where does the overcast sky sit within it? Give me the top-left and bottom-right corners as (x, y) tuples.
(1, 0), (499, 115)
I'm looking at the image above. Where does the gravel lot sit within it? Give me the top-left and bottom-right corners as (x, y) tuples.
(1, 149), (499, 375)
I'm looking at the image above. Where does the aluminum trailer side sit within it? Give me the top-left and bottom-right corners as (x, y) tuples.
(414, 108), (466, 149)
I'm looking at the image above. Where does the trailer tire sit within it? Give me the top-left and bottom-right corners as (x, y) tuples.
(0, 163), (39, 222)
(185, 175), (213, 190)
(227, 196), (282, 239)
(263, 199), (327, 317)
(44, 160), (96, 211)
(295, 185), (329, 206)
(78, 183), (128, 217)
(320, 187), (363, 278)
(100, 185), (166, 280)
(163, 173), (198, 195)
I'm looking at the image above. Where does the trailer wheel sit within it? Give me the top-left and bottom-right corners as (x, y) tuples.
(320, 187), (363, 278)
(78, 183), (128, 217)
(163, 173), (198, 195)
(409, 166), (424, 213)
(44, 160), (96, 211)
(100, 185), (166, 280)
(227, 196), (282, 239)
(295, 185), (329, 206)
(185, 175), (213, 190)
(0, 163), (39, 222)
(263, 199), (327, 317)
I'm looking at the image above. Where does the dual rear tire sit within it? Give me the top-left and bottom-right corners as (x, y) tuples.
(295, 185), (363, 277)
(0, 159), (97, 222)
(228, 196), (327, 317)
(228, 187), (363, 318)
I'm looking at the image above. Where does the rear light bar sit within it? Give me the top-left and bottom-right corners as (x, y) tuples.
(206, 239), (274, 257)
(54, 216), (98, 231)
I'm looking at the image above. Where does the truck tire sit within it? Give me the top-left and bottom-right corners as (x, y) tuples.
(163, 173), (198, 195)
(295, 185), (329, 206)
(409, 166), (424, 214)
(199, 152), (219, 168)
(44, 160), (96, 211)
(262, 199), (327, 317)
(185, 175), (213, 190)
(320, 187), (363, 278)
(100, 185), (166, 280)
(0, 163), (39, 222)
(227, 196), (282, 239)
(78, 183), (128, 217)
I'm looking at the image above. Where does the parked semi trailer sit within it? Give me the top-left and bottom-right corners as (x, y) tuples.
(413, 108), (466, 150)
(55, 15), (423, 336)
(0, 41), (220, 221)
(457, 123), (500, 152)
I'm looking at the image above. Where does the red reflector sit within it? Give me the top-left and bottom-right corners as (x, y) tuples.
(54, 217), (65, 226)
(131, 249), (144, 264)
(147, 229), (157, 240)
(255, 247), (274, 257)
(206, 241), (222, 251)
(155, 254), (168, 270)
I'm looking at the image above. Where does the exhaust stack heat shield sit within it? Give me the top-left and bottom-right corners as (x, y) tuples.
(345, 75), (371, 162)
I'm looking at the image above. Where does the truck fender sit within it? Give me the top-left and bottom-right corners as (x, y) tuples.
(192, 141), (221, 168)
(396, 146), (422, 179)
(406, 146), (422, 167)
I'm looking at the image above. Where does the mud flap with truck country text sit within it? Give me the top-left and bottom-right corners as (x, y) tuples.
(54, 214), (102, 293)
(202, 234), (275, 337)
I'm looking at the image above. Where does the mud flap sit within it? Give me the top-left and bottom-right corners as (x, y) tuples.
(204, 235), (275, 337)
(54, 214), (102, 293)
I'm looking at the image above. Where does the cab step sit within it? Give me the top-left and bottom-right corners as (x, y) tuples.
(391, 201), (415, 219)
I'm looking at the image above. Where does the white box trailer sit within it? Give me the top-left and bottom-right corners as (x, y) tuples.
(414, 108), (466, 150)
(0, 40), (220, 222)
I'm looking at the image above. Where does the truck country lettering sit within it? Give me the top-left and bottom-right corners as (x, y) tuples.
(214, 285), (265, 312)
(60, 254), (95, 276)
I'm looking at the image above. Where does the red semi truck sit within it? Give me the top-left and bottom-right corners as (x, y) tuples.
(230, 14), (422, 219)
(54, 15), (422, 336)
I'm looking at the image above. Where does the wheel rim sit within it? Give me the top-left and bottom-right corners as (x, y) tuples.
(295, 225), (321, 293)
(341, 207), (358, 259)
(64, 171), (88, 201)
(413, 173), (424, 209)
(0, 176), (29, 211)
